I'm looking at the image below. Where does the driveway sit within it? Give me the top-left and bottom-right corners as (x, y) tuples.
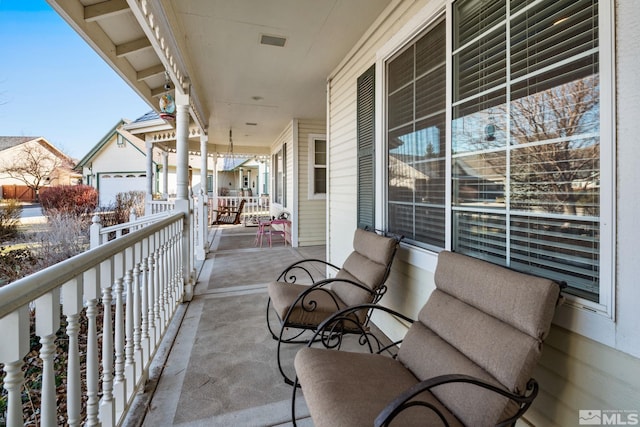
(19, 203), (46, 224)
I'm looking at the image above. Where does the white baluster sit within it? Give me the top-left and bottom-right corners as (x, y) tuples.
(156, 241), (166, 335)
(84, 267), (101, 426)
(124, 269), (135, 398)
(148, 234), (157, 347)
(3, 360), (24, 427)
(162, 229), (170, 325)
(85, 298), (99, 426)
(99, 259), (115, 427)
(140, 236), (151, 363)
(133, 252), (144, 384)
(153, 237), (162, 341)
(112, 251), (127, 416)
(1, 306), (30, 427)
(62, 277), (83, 427)
(35, 289), (61, 427)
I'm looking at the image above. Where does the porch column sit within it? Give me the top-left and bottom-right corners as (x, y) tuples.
(196, 132), (209, 260)
(175, 98), (190, 201)
(162, 151), (169, 200)
(174, 89), (194, 301)
(145, 142), (154, 212)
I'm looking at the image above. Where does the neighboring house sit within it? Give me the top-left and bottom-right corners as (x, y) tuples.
(77, 114), (217, 206)
(0, 136), (78, 201)
(75, 120), (155, 206)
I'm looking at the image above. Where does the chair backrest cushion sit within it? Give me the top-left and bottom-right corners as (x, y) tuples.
(333, 228), (398, 307)
(398, 251), (560, 426)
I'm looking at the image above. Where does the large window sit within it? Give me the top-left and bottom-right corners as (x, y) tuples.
(387, 18), (446, 249)
(385, 0), (604, 302)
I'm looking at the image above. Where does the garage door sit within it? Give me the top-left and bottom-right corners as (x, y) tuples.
(98, 174), (147, 206)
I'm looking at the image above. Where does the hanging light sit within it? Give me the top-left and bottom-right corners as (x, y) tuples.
(225, 128), (238, 193)
(159, 71), (176, 121)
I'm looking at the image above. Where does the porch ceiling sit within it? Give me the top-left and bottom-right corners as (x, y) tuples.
(46, 0), (393, 151)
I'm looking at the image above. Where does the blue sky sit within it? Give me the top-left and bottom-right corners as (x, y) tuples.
(0, 0), (151, 159)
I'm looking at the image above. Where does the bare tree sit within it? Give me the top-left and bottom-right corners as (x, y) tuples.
(0, 142), (72, 199)
(470, 75), (600, 216)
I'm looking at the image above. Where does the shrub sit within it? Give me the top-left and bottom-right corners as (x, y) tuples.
(114, 191), (145, 224)
(0, 199), (23, 241)
(0, 246), (37, 286)
(40, 185), (98, 217)
(30, 212), (89, 270)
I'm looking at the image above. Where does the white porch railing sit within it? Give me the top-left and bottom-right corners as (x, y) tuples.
(91, 210), (174, 246)
(209, 196), (270, 225)
(0, 211), (185, 427)
(148, 199), (175, 215)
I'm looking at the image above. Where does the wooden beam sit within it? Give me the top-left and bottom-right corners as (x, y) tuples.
(84, 0), (129, 23)
(151, 86), (171, 98)
(137, 64), (166, 81)
(116, 37), (152, 57)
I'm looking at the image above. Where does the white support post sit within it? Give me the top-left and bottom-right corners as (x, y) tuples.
(146, 141), (154, 212)
(175, 88), (194, 301)
(162, 151), (169, 200)
(90, 214), (102, 249)
(197, 132), (209, 259)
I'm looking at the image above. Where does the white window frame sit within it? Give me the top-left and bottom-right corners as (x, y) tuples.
(374, 0), (617, 348)
(308, 134), (327, 199)
(272, 143), (287, 207)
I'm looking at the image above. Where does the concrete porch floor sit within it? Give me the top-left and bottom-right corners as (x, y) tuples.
(124, 224), (323, 427)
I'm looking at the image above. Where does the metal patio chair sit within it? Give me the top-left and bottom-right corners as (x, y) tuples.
(266, 227), (402, 385)
(291, 250), (565, 427)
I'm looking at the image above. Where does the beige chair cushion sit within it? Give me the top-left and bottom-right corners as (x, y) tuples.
(268, 228), (399, 327)
(295, 347), (463, 427)
(396, 250), (560, 426)
(268, 282), (348, 327)
(434, 251), (559, 340)
(333, 229), (398, 307)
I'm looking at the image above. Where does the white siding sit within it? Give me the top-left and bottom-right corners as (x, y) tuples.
(297, 119), (327, 246)
(92, 135), (146, 173)
(326, 0), (640, 424)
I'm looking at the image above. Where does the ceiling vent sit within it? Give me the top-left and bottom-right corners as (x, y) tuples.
(260, 34), (286, 47)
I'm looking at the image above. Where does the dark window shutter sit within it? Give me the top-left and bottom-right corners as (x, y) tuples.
(357, 65), (376, 229)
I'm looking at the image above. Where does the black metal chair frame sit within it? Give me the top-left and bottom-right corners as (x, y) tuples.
(266, 230), (402, 386)
(290, 303), (540, 427)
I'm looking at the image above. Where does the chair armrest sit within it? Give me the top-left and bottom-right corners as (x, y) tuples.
(307, 303), (414, 355)
(281, 278), (373, 326)
(276, 258), (342, 284)
(212, 208), (239, 215)
(374, 374), (539, 427)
